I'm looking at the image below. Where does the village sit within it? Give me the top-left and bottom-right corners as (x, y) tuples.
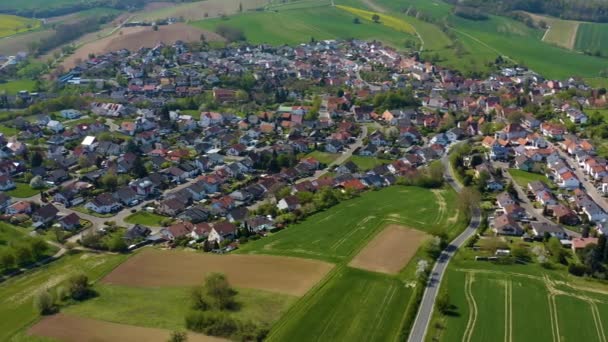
(0, 39), (607, 266)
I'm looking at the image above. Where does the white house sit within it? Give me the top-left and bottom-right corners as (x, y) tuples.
(47, 120), (64, 133)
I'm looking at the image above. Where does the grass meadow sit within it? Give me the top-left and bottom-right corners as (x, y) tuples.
(0, 80), (36, 95)
(238, 186), (463, 263)
(346, 155), (391, 171)
(0, 252), (129, 341)
(64, 284), (296, 332)
(0, 14), (39, 38)
(123, 211), (166, 227)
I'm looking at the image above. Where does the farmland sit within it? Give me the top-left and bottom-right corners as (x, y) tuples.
(238, 186), (464, 263)
(0, 14), (39, 38)
(348, 225), (429, 274)
(29, 314), (224, 342)
(102, 249), (334, 296)
(192, 6), (412, 48)
(133, 0), (268, 22)
(575, 23), (608, 57)
(0, 252), (129, 341)
(526, 12), (580, 49)
(428, 256), (608, 342)
(267, 267), (412, 342)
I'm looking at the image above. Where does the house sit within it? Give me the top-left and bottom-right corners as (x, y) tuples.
(550, 204), (579, 225)
(162, 222), (193, 241)
(0, 193), (11, 213)
(157, 198), (187, 216)
(58, 213), (81, 231)
(85, 193), (122, 214)
(0, 175), (15, 190)
(540, 122), (566, 140)
(514, 156), (533, 172)
(32, 204), (59, 227)
(113, 186), (140, 206)
(496, 192), (516, 209)
(571, 237), (598, 252)
(6, 201), (32, 215)
(530, 222), (568, 240)
(124, 224), (151, 242)
(207, 221), (237, 243)
(493, 214), (524, 236)
(556, 171), (580, 190)
(245, 216), (274, 232)
(277, 196), (301, 211)
(60, 109), (81, 119)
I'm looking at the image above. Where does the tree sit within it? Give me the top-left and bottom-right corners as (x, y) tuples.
(31, 152), (43, 168)
(168, 331), (188, 342)
(100, 173), (118, 191)
(204, 273), (237, 310)
(105, 233), (127, 252)
(30, 175), (45, 189)
(372, 14), (380, 23)
(132, 156), (148, 178)
(153, 24), (159, 31)
(34, 290), (55, 315)
(458, 187), (481, 216)
(436, 292), (450, 315)
(353, 17), (361, 24)
(0, 250), (15, 270)
(67, 273), (93, 301)
(14, 244), (33, 265)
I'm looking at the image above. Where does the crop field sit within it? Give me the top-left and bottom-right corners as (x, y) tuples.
(238, 186), (463, 263)
(29, 314), (224, 342)
(429, 263), (608, 342)
(575, 23), (608, 57)
(335, 5), (415, 34)
(0, 14), (39, 38)
(348, 225), (429, 274)
(525, 12), (580, 49)
(267, 267), (412, 342)
(102, 248), (334, 296)
(193, 6), (411, 48)
(0, 252), (129, 341)
(133, 0), (268, 21)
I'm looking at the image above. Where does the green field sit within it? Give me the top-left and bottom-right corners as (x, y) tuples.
(305, 150), (340, 165)
(64, 284), (296, 331)
(0, 222), (29, 255)
(238, 186), (463, 263)
(508, 169), (552, 188)
(575, 22), (608, 57)
(0, 252), (129, 341)
(267, 267), (412, 341)
(0, 80), (36, 95)
(192, 5), (411, 48)
(5, 182), (39, 198)
(0, 14), (39, 38)
(346, 155), (391, 171)
(124, 211), (166, 227)
(427, 251), (608, 342)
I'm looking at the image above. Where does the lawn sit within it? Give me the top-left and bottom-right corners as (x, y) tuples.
(346, 155), (391, 171)
(0, 79), (36, 95)
(64, 284), (296, 331)
(508, 169), (552, 188)
(0, 14), (39, 38)
(575, 22), (608, 57)
(0, 251), (130, 341)
(266, 267), (412, 342)
(238, 186), (464, 263)
(192, 5), (411, 48)
(72, 206), (115, 218)
(305, 150), (340, 165)
(5, 182), (40, 198)
(0, 222), (30, 255)
(124, 211), (166, 227)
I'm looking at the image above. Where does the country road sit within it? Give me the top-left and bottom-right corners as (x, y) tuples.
(408, 148), (481, 342)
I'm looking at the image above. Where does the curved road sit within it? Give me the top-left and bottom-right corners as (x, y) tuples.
(408, 151), (482, 342)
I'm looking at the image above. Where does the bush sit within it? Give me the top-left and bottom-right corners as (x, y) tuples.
(185, 311), (238, 337)
(67, 273), (94, 301)
(34, 290), (55, 315)
(568, 263), (587, 277)
(215, 25), (245, 42)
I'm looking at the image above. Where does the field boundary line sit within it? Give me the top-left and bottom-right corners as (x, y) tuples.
(462, 272), (477, 342)
(506, 279), (513, 342)
(590, 301), (607, 342)
(366, 284), (397, 341)
(545, 274), (561, 342)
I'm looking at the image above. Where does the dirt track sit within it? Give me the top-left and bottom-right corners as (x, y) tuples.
(102, 249), (334, 296)
(29, 314), (226, 342)
(349, 225), (428, 274)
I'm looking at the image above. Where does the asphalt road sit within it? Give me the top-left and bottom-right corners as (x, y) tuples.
(407, 149), (481, 342)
